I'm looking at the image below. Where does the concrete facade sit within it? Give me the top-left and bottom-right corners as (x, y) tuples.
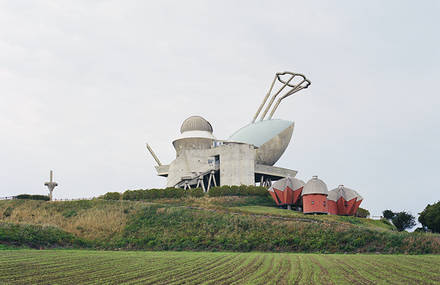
(152, 116), (298, 190)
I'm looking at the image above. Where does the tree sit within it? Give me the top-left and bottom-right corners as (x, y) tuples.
(391, 211), (416, 232)
(356, 207), (370, 218)
(382, 210), (395, 220)
(418, 201), (440, 233)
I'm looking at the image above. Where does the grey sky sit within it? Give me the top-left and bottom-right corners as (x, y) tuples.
(1, 1), (439, 218)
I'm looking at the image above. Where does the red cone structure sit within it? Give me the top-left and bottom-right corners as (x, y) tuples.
(268, 176), (364, 217)
(328, 185), (363, 216)
(268, 177), (305, 207)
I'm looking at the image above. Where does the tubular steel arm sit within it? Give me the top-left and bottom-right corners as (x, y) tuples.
(252, 71), (311, 122)
(146, 143), (162, 166)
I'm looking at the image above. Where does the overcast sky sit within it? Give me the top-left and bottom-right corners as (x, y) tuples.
(1, 1), (439, 218)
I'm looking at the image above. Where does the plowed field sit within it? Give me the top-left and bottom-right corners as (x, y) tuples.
(1, 250), (439, 284)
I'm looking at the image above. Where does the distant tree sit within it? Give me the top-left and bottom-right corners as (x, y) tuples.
(418, 201), (440, 233)
(382, 210), (395, 220)
(356, 207), (370, 218)
(391, 211), (416, 232)
(101, 192), (121, 200)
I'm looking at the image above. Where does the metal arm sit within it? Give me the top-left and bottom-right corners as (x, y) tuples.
(146, 143), (162, 166)
(252, 71), (311, 122)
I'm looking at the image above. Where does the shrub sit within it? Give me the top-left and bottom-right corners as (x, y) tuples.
(0, 222), (92, 248)
(356, 207), (370, 218)
(15, 194), (49, 201)
(383, 210), (395, 220)
(102, 192), (121, 200)
(120, 187), (204, 201)
(419, 201), (440, 233)
(3, 207), (13, 217)
(208, 185), (268, 197)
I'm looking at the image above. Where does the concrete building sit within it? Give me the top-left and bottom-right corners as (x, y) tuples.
(146, 71), (365, 213)
(148, 72), (310, 191)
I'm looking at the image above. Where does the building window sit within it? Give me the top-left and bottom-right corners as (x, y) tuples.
(323, 201), (326, 207)
(344, 201), (348, 207)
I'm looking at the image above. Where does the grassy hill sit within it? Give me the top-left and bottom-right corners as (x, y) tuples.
(1, 196), (439, 253)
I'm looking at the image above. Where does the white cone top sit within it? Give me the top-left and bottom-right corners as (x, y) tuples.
(328, 185), (362, 202)
(269, 177), (305, 192)
(302, 175), (328, 196)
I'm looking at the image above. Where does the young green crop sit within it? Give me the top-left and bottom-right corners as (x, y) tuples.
(1, 250), (440, 284)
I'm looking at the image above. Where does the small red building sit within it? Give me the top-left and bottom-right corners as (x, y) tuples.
(269, 177), (305, 209)
(327, 190), (338, 215)
(268, 176), (364, 217)
(302, 176), (328, 214)
(328, 185), (363, 216)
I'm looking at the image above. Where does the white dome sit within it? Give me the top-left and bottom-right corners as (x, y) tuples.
(180, 116), (213, 133)
(302, 176), (328, 196)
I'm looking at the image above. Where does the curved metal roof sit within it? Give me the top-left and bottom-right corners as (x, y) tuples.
(328, 185), (362, 201)
(327, 190), (338, 201)
(302, 176), (328, 196)
(180, 116), (213, 133)
(269, 177), (305, 192)
(228, 119), (293, 147)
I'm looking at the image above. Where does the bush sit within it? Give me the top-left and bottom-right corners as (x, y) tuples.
(419, 201), (440, 233)
(208, 185), (268, 197)
(120, 187), (204, 201)
(383, 210), (395, 220)
(3, 207), (13, 217)
(15, 194), (49, 201)
(101, 192), (121, 200)
(0, 222), (92, 249)
(356, 207), (370, 218)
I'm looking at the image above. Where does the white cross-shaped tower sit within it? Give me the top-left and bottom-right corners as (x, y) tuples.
(44, 170), (58, 201)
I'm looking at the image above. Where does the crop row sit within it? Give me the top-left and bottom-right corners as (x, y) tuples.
(1, 250), (440, 284)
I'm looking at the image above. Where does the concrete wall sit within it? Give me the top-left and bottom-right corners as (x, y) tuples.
(218, 143), (255, 186)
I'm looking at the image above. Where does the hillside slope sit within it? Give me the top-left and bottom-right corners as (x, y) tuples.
(1, 197), (439, 253)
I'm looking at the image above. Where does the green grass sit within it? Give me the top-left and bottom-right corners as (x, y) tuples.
(231, 205), (395, 231)
(0, 250), (440, 284)
(1, 198), (440, 253)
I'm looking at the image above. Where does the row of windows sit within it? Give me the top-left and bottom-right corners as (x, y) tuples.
(311, 201), (327, 206)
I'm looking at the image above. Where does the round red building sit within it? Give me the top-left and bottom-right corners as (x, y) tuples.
(302, 175), (328, 214)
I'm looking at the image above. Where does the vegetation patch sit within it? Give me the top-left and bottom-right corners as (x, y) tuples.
(0, 223), (92, 249)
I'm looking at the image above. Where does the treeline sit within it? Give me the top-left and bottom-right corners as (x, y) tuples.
(101, 185), (269, 201)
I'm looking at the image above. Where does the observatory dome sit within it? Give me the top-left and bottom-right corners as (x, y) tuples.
(173, 116), (216, 156)
(180, 116), (213, 133)
(302, 176), (329, 196)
